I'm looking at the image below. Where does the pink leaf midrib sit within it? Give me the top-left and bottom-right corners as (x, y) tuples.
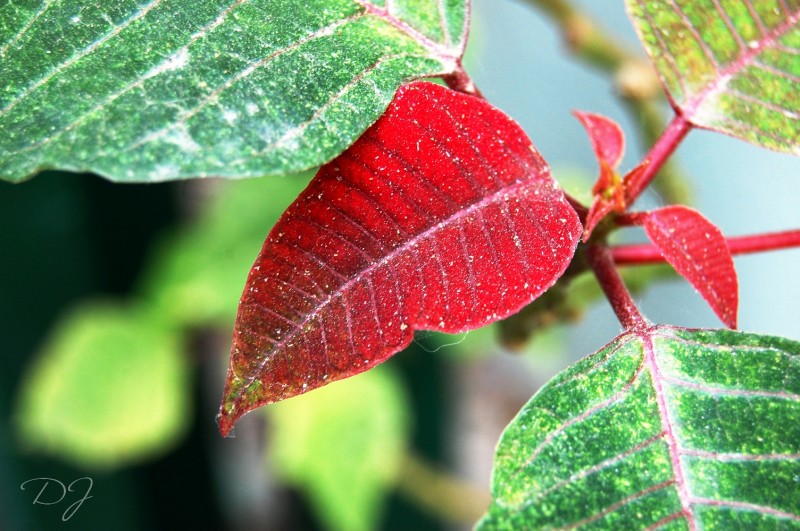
(681, 5), (800, 118)
(641, 332), (697, 529)
(354, 0), (464, 65)
(237, 176), (554, 388)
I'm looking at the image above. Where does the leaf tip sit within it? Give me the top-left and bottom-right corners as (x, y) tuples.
(217, 388), (242, 438)
(721, 302), (739, 331)
(216, 411), (236, 438)
(573, 110), (625, 169)
(217, 365), (259, 438)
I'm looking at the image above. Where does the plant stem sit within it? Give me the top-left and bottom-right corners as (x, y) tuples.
(395, 451), (491, 524)
(565, 192), (589, 222)
(624, 114), (692, 205)
(519, 0), (634, 70)
(443, 62), (484, 98)
(612, 228), (800, 265)
(622, 99), (693, 206)
(521, 0), (693, 206)
(585, 244), (647, 331)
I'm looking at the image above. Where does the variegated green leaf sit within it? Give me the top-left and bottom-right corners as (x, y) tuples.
(0, 0), (468, 182)
(627, 0), (800, 154)
(480, 326), (800, 529)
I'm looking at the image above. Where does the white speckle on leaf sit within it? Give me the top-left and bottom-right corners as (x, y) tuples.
(150, 163), (179, 180)
(141, 49), (191, 83)
(167, 49), (190, 70)
(222, 109), (239, 126)
(155, 49), (190, 77)
(273, 128), (301, 151)
(164, 124), (200, 152)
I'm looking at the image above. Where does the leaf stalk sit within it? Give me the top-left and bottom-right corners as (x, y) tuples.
(585, 244), (646, 331)
(624, 114), (692, 205)
(443, 62), (484, 98)
(612, 228), (800, 265)
(521, 0), (693, 206)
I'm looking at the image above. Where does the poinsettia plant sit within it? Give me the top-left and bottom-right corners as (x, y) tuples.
(3, 0), (799, 528)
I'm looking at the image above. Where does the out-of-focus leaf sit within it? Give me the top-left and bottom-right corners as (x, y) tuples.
(627, 0), (800, 154)
(15, 300), (190, 469)
(218, 81), (582, 435)
(643, 205), (738, 328)
(140, 175), (311, 327)
(480, 326), (800, 529)
(0, 0), (469, 182)
(268, 366), (409, 531)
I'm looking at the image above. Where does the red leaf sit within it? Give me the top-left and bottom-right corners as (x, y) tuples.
(575, 112), (628, 241)
(574, 111), (625, 170)
(583, 195), (617, 242)
(642, 206), (738, 329)
(218, 82), (582, 435)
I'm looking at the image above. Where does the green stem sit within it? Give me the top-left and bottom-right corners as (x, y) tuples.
(395, 452), (491, 524)
(519, 0), (692, 205)
(519, 0), (633, 69)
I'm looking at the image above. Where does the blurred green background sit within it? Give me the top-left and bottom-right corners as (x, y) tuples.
(3, 2), (799, 530)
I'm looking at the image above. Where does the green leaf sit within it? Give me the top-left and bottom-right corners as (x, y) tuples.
(268, 366), (409, 531)
(15, 300), (191, 470)
(139, 174), (311, 327)
(479, 325), (800, 529)
(0, 0), (468, 183)
(627, 0), (800, 155)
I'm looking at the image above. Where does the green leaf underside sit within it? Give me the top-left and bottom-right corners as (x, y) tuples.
(0, 0), (467, 183)
(480, 326), (800, 529)
(627, 0), (800, 155)
(15, 300), (190, 469)
(268, 366), (409, 531)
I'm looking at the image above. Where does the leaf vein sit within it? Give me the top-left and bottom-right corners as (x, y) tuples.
(689, 498), (800, 521)
(519, 431), (666, 511)
(0, 0), (164, 116)
(662, 374), (800, 400)
(4, 0), (249, 157)
(644, 333), (696, 527)
(239, 176), (549, 392)
(129, 12), (367, 152)
(0, 0), (55, 59)
(555, 480), (677, 530)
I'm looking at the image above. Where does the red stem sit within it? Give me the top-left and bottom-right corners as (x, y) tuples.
(566, 193), (589, 223)
(612, 228), (800, 265)
(585, 244), (647, 331)
(613, 211), (647, 227)
(443, 62), (484, 99)
(624, 114), (692, 205)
